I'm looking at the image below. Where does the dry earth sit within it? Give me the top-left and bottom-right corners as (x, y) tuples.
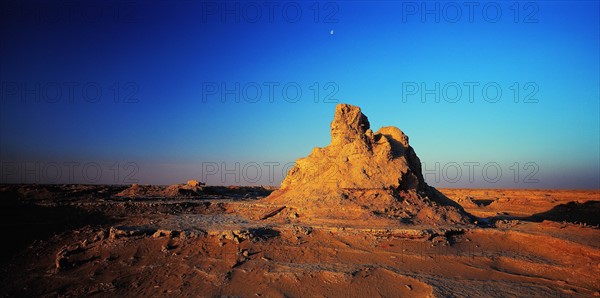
(0, 184), (598, 297)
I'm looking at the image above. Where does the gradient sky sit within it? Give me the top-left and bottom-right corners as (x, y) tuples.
(1, 0), (599, 189)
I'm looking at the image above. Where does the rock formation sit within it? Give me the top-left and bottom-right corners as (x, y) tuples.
(116, 181), (204, 198)
(265, 104), (471, 225)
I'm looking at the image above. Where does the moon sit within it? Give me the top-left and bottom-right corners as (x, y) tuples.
(330, 30), (334, 35)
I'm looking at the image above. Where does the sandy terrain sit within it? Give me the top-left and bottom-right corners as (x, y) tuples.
(0, 184), (598, 297)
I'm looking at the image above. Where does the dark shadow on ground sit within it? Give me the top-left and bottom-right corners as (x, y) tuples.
(426, 187), (481, 226)
(202, 186), (275, 198)
(0, 189), (116, 264)
(249, 227), (281, 240)
(427, 187), (468, 211)
(473, 199), (494, 207)
(528, 200), (600, 226)
(485, 200), (600, 226)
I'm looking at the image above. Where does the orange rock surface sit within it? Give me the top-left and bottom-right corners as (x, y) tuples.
(266, 104), (470, 225)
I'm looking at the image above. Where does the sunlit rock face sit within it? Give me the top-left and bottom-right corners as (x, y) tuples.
(282, 104), (425, 192)
(265, 104), (470, 225)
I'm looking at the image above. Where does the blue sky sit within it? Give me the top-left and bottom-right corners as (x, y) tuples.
(0, 0), (598, 188)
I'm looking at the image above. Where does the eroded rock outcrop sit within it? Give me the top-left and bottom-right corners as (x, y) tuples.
(265, 104), (471, 225)
(115, 182), (204, 198)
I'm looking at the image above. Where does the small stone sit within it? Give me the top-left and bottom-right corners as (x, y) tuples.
(153, 229), (174, 238)
(96, 230), (108, 241)
(55, 251), (68, 270)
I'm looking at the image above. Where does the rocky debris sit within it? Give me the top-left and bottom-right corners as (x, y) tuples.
(259, 206), (286, 220)
(107, 226), (206, 240)
(181, 230), (207, 239)
(292, 225), (313, 236)
(115, 181), (205, 198)
(92, 230), (109, 242)
(55, 244), (84, 271)
(429, 235), (449, 246)
(456, 196), (479, 209)
(218, 230), (253, 244)
(152, 229), (179, 238)
(374, 230), (430, 241)
(494, 219), (521, 229)
(150, 229), (206, 239)
(109, 226), (156, 239)
(55, 250), (69, 271)
(161, 243), (175, 252)
(265, 104), (471, 225)
(213, 227), (280, 244)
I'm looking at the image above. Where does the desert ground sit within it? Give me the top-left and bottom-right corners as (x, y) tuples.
(0, 184), (598, 297)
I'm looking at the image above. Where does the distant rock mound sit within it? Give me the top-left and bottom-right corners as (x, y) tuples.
(161, 183), (204, 197)
(265, 104), (471, 225)
(116, 182), (204, 198)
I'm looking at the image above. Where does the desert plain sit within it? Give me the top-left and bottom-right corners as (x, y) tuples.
(0, 185), (598, 297)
